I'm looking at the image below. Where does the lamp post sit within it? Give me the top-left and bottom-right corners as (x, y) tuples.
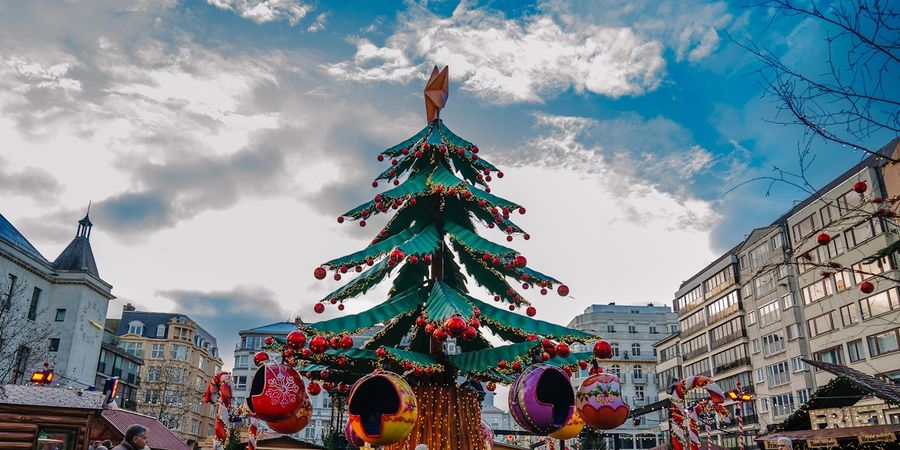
(726, 381), (754, 450)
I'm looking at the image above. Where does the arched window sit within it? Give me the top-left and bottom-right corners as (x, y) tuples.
(610, 364), (620, 377)
(633, 365), (643, 378)
(156, 324), (166, 337)
(128, 321), (144, 335)
(632, 343), (642, 356)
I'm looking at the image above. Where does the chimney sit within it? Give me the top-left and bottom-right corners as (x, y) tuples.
(123, 303), (136, 312)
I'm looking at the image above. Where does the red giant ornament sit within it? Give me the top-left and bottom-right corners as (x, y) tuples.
(253, 351), (270, 367)
(266, 392), (312, 434)
(444, 316), (467, 337)
(854, 181), (868, 193)
(246, 364), (308, 422)
(308, 336), (329, 354)
(314, 267), (326, 280)
(817, 233), (831, 245)
(593, 341), (613, 359)
(286, 331), (306, 349)
(347, 371), (418, 446)
(861, 281), (875, 293)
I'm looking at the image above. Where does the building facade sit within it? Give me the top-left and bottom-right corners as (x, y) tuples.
(96, 329), (144, 410)
(568, 303), (678, 449)
(115, 310), (223, 446)
(0, 212), (113, 388)
(656, 138), (900, 445)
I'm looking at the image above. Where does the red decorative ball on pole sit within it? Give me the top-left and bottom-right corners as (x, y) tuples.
(526, 306), (537, 317)
(340, 335), (354, 349)
(817, 233), (831, 245)
(314, 303), (325, 314)
(557, 285), (570, 296)
(376, 347), (387, 358)
(444, 316), (467, 337)
(860, 280), (875, 294)
(853, 181), (868, 193)
(556, 343), (571, 358)
(462, 326), (478, 341)
(314, 267), (327, 280)
(514, 255), (527, 268)
(264, 336), (274, 346)
(307, 382), (321, 396)
(308, 336), (329, 354)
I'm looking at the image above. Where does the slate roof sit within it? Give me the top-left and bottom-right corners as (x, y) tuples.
(53, 236), (99, 276)
(101, 408), (192, 450)
(0, 384), (106, 409)
(117, 311), (219, 351)
(0, 212), (49, 264)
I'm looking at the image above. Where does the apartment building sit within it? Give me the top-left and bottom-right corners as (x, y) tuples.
(115, 310), (223, 446)
(95, 328), (144, 410)
(568, 303), (678, 449)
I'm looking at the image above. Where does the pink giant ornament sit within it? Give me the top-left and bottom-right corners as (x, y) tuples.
(246, 363), (307, 422)
(575, 372), (630, 430)
(481, 419), (495, 450)
(507, 364), (575, 434)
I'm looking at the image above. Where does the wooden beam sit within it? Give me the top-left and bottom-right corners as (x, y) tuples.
(0, 431), (35, 441)
(0, 423), (37, 432)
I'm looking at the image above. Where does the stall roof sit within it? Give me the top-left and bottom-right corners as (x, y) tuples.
(803, 359), (900, 404)
(758, 424), (900, 442)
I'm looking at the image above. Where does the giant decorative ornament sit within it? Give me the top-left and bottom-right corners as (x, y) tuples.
(817, 233), (831, 245)
(253, 351), (269, 367)
(861, 280), (875, 293)
(246, 364), (307, 422)
(286, 331), (306, 349)
(575, 373), (629, 430)
(265, 390), (312, 434)
(444, 316), (467, 337)
(347, 371), (418, 446)
(308, 336), (329, 354)
(853, 180), (868, 193)
(345, 420), (366, 449)
(593, 340), (613, 359)
(508, 364), (575, 434)
(548, 409), (585, 440)
(481, 419), (495, 450)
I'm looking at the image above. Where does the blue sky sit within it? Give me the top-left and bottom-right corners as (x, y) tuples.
(1, 0), (893, 368)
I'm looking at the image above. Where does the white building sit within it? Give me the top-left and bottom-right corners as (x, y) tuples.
(0, 212), (113, 388)
(567, 303), (678, 449)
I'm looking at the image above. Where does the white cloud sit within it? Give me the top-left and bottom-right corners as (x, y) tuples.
(307, 12), (328, 33)
(324, 1), (666, 104)
(206, 0), (312, 25)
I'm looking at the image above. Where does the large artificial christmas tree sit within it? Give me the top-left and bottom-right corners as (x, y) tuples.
(265, 67), (605, 449)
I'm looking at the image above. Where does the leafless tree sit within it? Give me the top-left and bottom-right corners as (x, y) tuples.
(136, 359), (197, 433)
(0, 280), (51, 388)
(738, 0), (899, 161)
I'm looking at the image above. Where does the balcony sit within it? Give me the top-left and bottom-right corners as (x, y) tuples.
(710, 330), (746, 350)
(632, 374), (648, 384)
(680, 322), (706, 338)
(707, 303), (740, 326)
(713, 357), (751, 375)
(704, 279), (735, 300)
(683, 347), (709, 361)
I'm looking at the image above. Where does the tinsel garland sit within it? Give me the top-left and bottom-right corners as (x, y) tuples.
(385, 382), (488, 450)
(318, 257), (393, 304)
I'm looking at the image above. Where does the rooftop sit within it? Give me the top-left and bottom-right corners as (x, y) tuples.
(117, 311), (219, 353)
(0, 212), (49, 264)
(240, 321), (298, 335)
(101, 408), (192, 450)
(0, 384), (106, 410)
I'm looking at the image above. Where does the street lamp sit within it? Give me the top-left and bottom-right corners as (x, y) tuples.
(726, 382), (754, 450)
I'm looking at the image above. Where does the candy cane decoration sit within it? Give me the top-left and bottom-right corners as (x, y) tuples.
(248, 416), (259, 450)
(204, 371), (234, 450)
(669, 376), (727, 450)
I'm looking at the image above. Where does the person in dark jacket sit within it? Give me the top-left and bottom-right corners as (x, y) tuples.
(112, 424), (148, 450)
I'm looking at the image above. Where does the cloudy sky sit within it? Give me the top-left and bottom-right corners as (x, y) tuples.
(1, 0), (887, 372)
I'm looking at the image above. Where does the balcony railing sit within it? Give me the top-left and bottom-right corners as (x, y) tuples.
(704, 278), (735, 300)
(713, 357), (751, 375)
(632, 374), (648, 384)
(683, 347), (708, 361)
(680, 322), (707, 338)
(710, 330), (745, 350)
(706, 303), (740, 326)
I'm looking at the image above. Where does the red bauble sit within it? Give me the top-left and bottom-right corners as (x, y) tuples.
(414, 367), (423, 377)
(341, 336), (354, 349)
(817, 233), (831, 245)
(498, 360), (507, 369)
(423, 253), (431, 263)
(366, 257), (374, 266)
(860, 281), (875, 293)
(286, 331), (307, 349)
(468, 317), (480, 328)
(444, 316), (467, 337)
(308, 336), (329, 354)
(301, 348), (312, 358)
(523, 233), (530, 240)
(508, 304), (515, 311)
(404, 361), (413, 370)
(338, 304), (345, 311)
(425, 367), (435, 375)
(432, 328), (448, 341)
(330, 298), (338, 304)
(557, 285), (570, 296)
(339, 383), (350, 394)
(497, 172), (504, 178)
(424, 323), (436, 335)
(409, 255), (419, 264)
(376, 347), (387, 358)
(330, 337), (343, 350)
(253, 351), (270, 367)
(314, 267), (327, 280)
(323, 381), (334, 391)
(541, 352), (550, 361)
(462, 326), (478, 341)
(540, 288), (548, 295)
(283, 348), (294, 358)
(563, 366), (573, 377)
(416, 316), (427, 327)
(506, 236), (513, 242)
(853, 181), (868, 193)
(264, 336), (274, 346)
(377, 154), (385, 162)
(372, 181), (378, 188)
(511, 362), (522, 372)
(556, 343), (571, 358)
(578, 360), (588, 370)
(593, 341), (613, 359)
(307, 382), (321, 396)
(337, 216), (345, 224)
(519, 207), (526, 214)
(526, 334), (538, 341)
(314, 303), (325, 314)
(526, 306), (537, 317)
(333, 273), (342, 281)
(359, 220), (366, 227)
(320, 369), (330, 379)
(389, 249), (406, 264)
(514, 255), (527, 268)
(337, 357), (347, 366)
(486, 381), (496, 392)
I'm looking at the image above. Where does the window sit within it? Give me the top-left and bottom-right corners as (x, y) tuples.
(845, 217), (883, 247)
(751, 339), (760, 353)
(710, 316), (743, 348)
(670, 325), (678, 333)
(120, 342), (143, 357)
(754, 270), (776, 297)
(147, 366), (162, 382)
(55, 309), (66, 322)
(867, 328), (900, 357)
(610, 365), (621, 378)
(49, 338), (60, 352)
(852, 256), (893, 284)
(151, 343), (165, 359)
(233, 375), (248, 390)
(706, 291), (739, 322)
(797, 389), (810, 405)
(820, 202), (838, 226)
(742, 283), (753, 298)
(755, 368), (765, 383)
(2, 274), (16, 310)
(781, 293), (795, 309)
(859, 288), (900, 320)
(176, 327), (190, 339)
(27, 287), (41, 321)
(747, 310), (757, 326)
(772, 393), (795, 418)
(191, 419), (199, 435)
(659, 345), (679, 362)
(814, 346), (844, 365)
(759, 301), (781, 328)
(198, 356), (206, 371)
(628, 325), (636, 334)
(633, 365), (643, 379)
(772, 233), (783, 250)
(792, 214), (816, 240)
(786, 323), (802, 340)
(658, 367), (682, 388)
(847, 339), (865, 362)
(680, 310), (705, 333)
(840, 304), (859, 326)
(635, 385), (645, 401)
(607, 325), (615, 333)
(759, 397), (769, 413)
(144, 389), (159, 404)
(650, 326), (658, 334)
(837, 189), (864, 214)
(807, 311), (836, 337)
(682, 334), (708, 358)
(711, 344), (748, 373)
(749, 243), (771, 269)
(766, 361), (790, 387)
(156, 324), (166, 337)
(127, 320), (143, 335)
(704, 267), (733, 292)
(611, 342), (620, 357)
(684, 358), (710, 378)
(761, 331), (785, 356)
(676, 286), (703, 312)
(171, 344), (188, 361)
(791, 356), (808, 372)
(166, 367), (186, 383)
(801, 278), (834, 305)
(826, 233), (847, 258)
(631, 343), (641, 356)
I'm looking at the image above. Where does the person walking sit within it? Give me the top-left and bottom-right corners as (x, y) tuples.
(111, 425), (148, 450)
